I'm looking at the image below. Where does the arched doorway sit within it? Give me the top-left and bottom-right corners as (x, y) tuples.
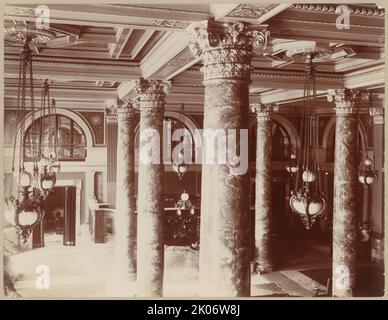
(23, 114), (87, 248)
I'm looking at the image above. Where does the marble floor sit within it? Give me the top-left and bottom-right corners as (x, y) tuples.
(5, 232), (379, 298)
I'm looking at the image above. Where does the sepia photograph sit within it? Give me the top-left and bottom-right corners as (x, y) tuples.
(1, 2), (386, 300)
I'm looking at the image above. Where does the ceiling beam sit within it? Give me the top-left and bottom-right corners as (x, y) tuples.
(130, 30), (155, 60)
(140, 31), (194, 79)
(109, 27), (133, 59)
(4, 4), (210, 31)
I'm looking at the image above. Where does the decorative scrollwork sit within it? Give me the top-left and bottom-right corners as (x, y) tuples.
(327, 89), (369, 113)
(188, 20), (269, 83)
(132, 79), (170, 114)
(250, 103), (279, 121)
(4, 25), (55, 46)
(112, 98), (136, 119)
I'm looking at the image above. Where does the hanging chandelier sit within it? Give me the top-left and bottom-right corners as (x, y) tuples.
(287, 52), (326, 230)
(36, 79), (61, 197)
(358, 93), (378, 189)
(358, 157), (378, 188)
(4, 26), (55, 241)
(286, 153), (299, 174)
(172, 103), (189, 180)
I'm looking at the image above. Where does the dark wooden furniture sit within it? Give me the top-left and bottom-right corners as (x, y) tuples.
(164, 207), (200, 249)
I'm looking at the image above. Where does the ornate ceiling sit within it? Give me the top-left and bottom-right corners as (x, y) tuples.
(3, 3), (385, 113)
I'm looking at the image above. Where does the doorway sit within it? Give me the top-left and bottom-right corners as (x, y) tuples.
(33, 186), (77, 247)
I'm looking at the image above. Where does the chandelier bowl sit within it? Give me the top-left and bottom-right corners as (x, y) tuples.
(20, 171), (32, 188)
(289, 194), (326, 216)
(18, 209), (39, 227)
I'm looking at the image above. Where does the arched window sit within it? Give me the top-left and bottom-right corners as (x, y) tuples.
(24, 115), (87, 161)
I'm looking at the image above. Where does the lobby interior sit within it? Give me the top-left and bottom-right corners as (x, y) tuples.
(2, 3), (385, 298)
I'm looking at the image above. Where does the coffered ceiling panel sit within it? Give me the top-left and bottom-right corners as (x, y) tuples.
(3, 3), (385, 113)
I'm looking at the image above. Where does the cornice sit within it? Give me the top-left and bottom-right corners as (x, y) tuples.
(270, 17), (385, 30)
(290, 4), (385, 17)
(251, 70), (342, 82)
(4, 58), (138, 71)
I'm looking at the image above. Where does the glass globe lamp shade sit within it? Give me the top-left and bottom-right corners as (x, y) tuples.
(190, 208), (195, 215)
(41, 175), (55, 191)
(178, 164), (187, 174)
(290, 166), (299, 173)
(358, 175), (365, 184)
(364, 158), (373, 166)
(365, 175), (376, 185)
(20, 171), (32, 187)
(290, 196), (306, 214)
(290, 154), (297, 160)
(180, 192), (190, 201)
(302, 170), (316, 183)
(308, 199), (326, 215)
(18, 209), (39, 226)
(289, 195), (326, 216)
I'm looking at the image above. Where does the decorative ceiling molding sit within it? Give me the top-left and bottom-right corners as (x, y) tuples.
(4, 58), (141, 82)
(140, 31), (192, 79)
(109, 28), (133, 59)
(226, 4), (278, 19)
(3, 4), (385, 116)
(290, 4), (385, 16)
(344, 65), (385, 89)
(4, 4), (210, 31)
(151, 19), (190, 29)
(4, 58), (138, 71)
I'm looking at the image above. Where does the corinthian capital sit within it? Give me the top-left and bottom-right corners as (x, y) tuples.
(133, 79), (171, 112)
(112, 98), (135, 119)
(369, 107), (384, 125)
(327, 89), (369, 114)
(188, 20), (269, 57)
(188, 20), (269, 83)
(250, 103), (278, 121)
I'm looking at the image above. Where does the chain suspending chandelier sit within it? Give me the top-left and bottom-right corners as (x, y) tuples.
(287, 53), (326, 230)
(172, 103), (189, 180)
(4, 27), (58, 241)
(358, 93), (378, 189)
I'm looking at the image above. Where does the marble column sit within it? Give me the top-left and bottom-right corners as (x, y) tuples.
(105, 108), (118, 208)
(250, 104), (275, 274)
(134, 79), (170, 297)
(369, 107), (384, 264)
(189, 20), (269, 297)
(113, 98), (137, 285)
(327, 89), (368, 297)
